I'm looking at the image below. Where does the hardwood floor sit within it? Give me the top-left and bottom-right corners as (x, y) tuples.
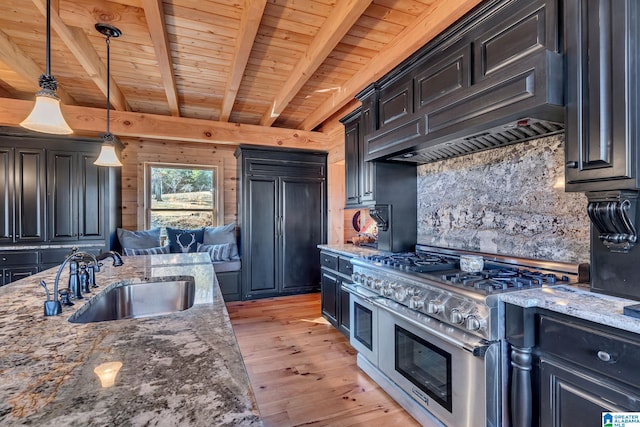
(226, 293), (422, 427)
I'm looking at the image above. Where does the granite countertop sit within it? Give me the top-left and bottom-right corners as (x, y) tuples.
(0, 252), (262, 426)
(318, 243), (385, 258)
(501, 284), (640, 335)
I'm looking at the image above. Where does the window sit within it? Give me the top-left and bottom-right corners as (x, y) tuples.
(145, 163), (222, 229)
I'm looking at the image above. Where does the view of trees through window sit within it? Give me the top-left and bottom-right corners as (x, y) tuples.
(148, 165), (218, 229)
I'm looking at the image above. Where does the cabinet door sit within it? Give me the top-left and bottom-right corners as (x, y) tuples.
(0, 147), (13, 243)
(359, 104), (375, 204)
(565, 0), (638, 190)
(321, 270), (338, 326)
(244, 176), (278, 297)
(78, 152), (104, 240)
(540, 357), (640, 427)
(344, 118), (360, 206)
(15, 148), (45, 242)
(339, 284), (351, 335)
(3, 266), (39, 286)
(48, 150), (77, 241)
(280, 178), (324, 291)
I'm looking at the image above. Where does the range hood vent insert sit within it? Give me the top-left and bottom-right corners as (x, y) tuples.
(389, 118), (564, 164)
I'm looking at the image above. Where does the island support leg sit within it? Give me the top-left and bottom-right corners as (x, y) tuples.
(510, 345), (533, 427)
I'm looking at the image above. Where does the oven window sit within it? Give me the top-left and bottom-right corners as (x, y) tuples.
(395, 325), (452, 412)
(354, 302), (373, 350)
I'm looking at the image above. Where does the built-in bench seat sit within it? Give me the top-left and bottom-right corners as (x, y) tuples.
(116, 224), (242, 301)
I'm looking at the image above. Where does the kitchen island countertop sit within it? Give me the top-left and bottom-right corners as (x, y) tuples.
(0, 252), (262, 426)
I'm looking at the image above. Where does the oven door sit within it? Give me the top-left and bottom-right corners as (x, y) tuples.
(377, 302), (499, 427)
(344, 284), (379, 366)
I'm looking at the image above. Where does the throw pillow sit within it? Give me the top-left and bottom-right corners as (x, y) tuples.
(203, 223), (240, 259)
(166, 227), (205, 253)
(197, 243), (231, 262)
(117, 227), (162, 249)
(123, 245), (170, 256)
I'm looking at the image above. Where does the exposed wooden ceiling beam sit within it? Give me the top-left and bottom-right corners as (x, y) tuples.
(260, 0), (372, 127)
(0, 97), (329, 149)
(141, 0), (180, 117)
(219, 0), (267, 122)
(298, 0), (484, 131)
(0, 28), (75, 105)
(29, 0), (130, 112)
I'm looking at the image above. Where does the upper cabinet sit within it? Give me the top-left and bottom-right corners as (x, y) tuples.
(364, 0), (564, 165)
(564, 0), (640, 192)
(0, 129), (120, 251)
(0, 146), (46, 243)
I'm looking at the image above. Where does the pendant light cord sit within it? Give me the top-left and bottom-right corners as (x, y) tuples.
(105, 34), (111, 135)
(45, 0), (51, 76)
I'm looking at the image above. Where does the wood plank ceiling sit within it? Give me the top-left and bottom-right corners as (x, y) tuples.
(0, 0), (484, 141)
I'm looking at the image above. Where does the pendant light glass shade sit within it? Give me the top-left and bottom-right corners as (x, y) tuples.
(20, 0), (72, 135)
(94, 133), (123, 167)
(20, 90), (73, 134)
(94, 23), (123, 168)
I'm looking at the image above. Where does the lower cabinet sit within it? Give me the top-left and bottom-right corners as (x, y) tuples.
(506, 304), (640, 427)
(217, 271), (241, 302)
(539, 357), (640, 427)
(320, 250), (353, 337)
(0, 247), (105, 286)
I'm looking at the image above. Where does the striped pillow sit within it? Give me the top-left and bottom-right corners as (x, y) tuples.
(197, 243), (231, 261)
(123, 245), (170, 256)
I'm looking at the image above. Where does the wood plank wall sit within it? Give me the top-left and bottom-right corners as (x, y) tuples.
(118, 112), (350, 243)
(119, 138), (238, 230)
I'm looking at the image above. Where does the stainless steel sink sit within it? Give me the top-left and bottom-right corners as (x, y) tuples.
(68, 279), (196, 323)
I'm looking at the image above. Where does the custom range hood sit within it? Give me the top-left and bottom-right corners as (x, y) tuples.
(362, 0), (565, 165)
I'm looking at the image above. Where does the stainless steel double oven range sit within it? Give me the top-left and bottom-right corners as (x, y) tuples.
(343, 244), (584, 427)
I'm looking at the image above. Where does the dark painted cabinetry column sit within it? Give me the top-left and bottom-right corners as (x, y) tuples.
(236, 146), (327, 300)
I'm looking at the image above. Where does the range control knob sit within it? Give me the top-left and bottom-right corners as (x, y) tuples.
(427, 300), (444, 315)
(465, 315), (483, 331)
(352, 273), (361, 283)
(409, 296), (424, 310)
(394, 286), (408, 302)
(450, 308), (465, 325)
(373, 279), (383, 290)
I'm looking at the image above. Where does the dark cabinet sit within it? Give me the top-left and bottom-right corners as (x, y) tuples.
(320, 250), (353, 336)
(564, 0), (640, 191)
(236, 146), (326, 300)
(341, 84), (377, 208)
(0, 146), (46, 243)
(364, 0), (563, 164)
(0, 128), (121, 286)
(48, 150), (106, 242)
(505, 304), (640, 427)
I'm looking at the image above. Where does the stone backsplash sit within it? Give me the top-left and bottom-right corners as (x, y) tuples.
(416, 133), (590, 263)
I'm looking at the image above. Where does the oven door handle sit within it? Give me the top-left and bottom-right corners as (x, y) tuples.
(341, 283), (378, 301)
(374, 299), (491, 357)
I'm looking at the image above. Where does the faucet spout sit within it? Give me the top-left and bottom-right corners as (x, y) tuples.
(96, 251), (124, 267)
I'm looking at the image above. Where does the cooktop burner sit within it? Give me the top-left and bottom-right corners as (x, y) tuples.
(365, 252), (456, 273)
(440, 268), (571, 294)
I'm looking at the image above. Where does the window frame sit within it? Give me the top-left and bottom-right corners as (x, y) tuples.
(144, 162), (223, 229)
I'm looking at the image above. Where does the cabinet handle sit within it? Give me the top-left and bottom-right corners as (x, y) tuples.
(597, 350), (614, 363)
(565, 161), (579, 169)
(1, 257), (6, 261)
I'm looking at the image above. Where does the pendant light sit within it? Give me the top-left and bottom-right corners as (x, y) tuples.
(20, 0), (73, 135)
(94, 23), (123, 167)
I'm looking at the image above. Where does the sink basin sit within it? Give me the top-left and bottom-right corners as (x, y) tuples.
(69, 279), (196, 323)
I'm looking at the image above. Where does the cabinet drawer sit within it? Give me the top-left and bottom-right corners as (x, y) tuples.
(0, 251), (38, 266)
(338, 257), (354, 276)
(538, 315), (640, 387)
(320, 252), (338, 270)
